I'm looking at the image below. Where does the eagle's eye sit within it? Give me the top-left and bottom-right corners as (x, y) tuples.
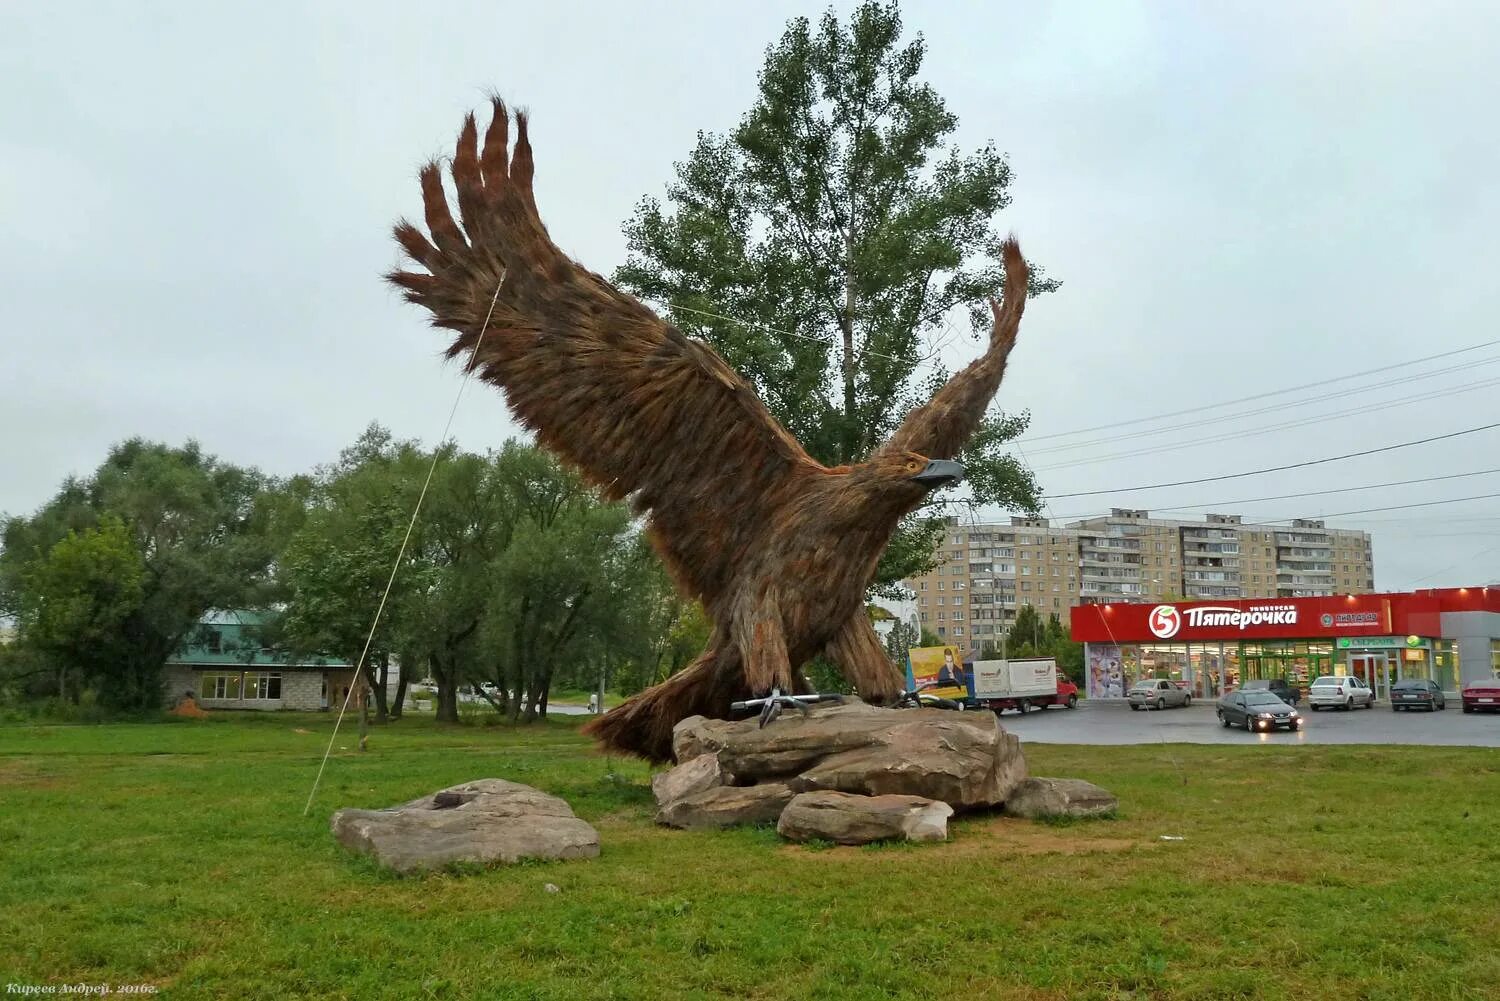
(904, 459), (921, 473)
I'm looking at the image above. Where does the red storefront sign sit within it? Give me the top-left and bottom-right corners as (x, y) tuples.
(1070, 594), (1398, 643)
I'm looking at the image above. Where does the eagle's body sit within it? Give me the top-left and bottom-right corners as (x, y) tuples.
(391, 101), (1030, 762)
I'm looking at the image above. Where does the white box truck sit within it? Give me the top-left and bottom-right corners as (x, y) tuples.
(969, 657), (1078, 714)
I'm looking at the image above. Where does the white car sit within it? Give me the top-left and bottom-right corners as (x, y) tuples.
(1308, 675), (1377, 711)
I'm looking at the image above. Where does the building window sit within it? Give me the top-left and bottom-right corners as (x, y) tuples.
(244, 673), (282, 700)
(937, 597), (946, 606)
(953, 627), (964, 636)
(200, 672), (241, 700)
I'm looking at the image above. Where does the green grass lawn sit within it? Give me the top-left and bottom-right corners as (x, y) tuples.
(1, 714), (1497, 1000)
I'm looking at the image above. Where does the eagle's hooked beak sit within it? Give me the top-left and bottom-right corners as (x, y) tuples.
(911, 459), (965, 488)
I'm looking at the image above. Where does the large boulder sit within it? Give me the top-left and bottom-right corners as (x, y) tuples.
(331, 779), (599, 873)
(671, 701), (1026, 809)
(777, 791), (953, 845)
(655, 782), (794, 830)
(1004, 777), (1118, 820)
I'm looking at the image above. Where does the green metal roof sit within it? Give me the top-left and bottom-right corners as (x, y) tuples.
(167, 611), (352, 669)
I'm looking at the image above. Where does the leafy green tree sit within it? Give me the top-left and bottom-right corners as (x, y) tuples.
(615, 1), (1056, 590)
(0, 440), (293, 712)
(1005, 603), (1046, 658)
(276, 425), (434, 722)
(13, 517), (143, 704)
(474, 444), (639, 721)
(589, 537), (711, 699)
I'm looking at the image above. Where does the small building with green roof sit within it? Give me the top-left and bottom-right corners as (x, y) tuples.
(164, 611), (366, 711)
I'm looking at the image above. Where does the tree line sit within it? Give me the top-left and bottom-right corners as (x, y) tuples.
(0, 427), (711, 722)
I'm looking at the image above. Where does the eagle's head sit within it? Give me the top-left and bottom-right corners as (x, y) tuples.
(831, 450), (965, 525)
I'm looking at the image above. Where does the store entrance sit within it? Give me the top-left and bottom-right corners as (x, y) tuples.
(1348, 653), (1390, 699)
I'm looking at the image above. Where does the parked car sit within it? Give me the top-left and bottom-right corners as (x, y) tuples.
(1217, 690), (1303, 732)
(1127, 678), (1191, 710)
(1390, 678), (1446, 711)
(1308, 675), (1376, 711)
(1461, 677), (1500, 714)
(1239, 678), (1300, 707)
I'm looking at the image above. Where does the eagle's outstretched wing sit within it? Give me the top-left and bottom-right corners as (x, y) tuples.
(877, 238), (1029, 460)
(389, 100), (819, 603)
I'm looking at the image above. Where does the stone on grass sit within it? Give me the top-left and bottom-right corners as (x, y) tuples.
(651, 752), (723, 808)
(1004, 777), (1118, 820)
(654, 782), (794, 830)
(777, 791), (953, 845)
(331, 779), (599, 874)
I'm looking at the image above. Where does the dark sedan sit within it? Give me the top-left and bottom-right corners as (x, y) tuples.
(1239, 678), (1300, 707)
(1390, 678), (1446, 711)
(1217, 691), (1303, 732)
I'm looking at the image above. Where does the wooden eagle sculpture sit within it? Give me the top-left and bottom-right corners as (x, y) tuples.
(390, 101), (1030, 762)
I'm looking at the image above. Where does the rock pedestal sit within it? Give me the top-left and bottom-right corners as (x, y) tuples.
(652, 700), (1035, 845)
(331, 779), (600, 873)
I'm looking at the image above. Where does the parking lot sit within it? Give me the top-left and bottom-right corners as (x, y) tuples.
(1000, 700), (1500, 747)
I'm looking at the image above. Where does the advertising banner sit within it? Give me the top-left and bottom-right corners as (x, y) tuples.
(906, 644), (970, 700)
(1071, 594), (1395, 643)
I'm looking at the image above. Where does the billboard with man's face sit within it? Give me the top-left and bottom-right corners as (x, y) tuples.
(907, 645), (970, 700)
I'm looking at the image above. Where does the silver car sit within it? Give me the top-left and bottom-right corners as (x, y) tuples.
(1308, 674), (1377, 711)
(1127, 678), (1191, 710)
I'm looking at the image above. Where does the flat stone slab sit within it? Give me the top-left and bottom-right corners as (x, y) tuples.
(331, 779), (599, 873)
(1005, 777), (1118, 820)
(777, 791), (953, 845)
(655, 782), (794, 830)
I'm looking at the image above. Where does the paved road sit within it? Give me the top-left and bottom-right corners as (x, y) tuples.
(997, 700), (1500, 747)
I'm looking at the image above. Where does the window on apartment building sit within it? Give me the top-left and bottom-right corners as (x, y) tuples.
(937, 626), (947, 636)
(937, 596), (945, 605)
(920, 612), (929, 621)
(1021, 566), (1030, 575)
(244, 673), (282, 700)
(938, 581), (945, 590)
(938, 612), (947, 621)
(919, 582), (926, 591)
(1053, 584), (1060, 592)
(953, 627), (964, 636)
(1021, 582), (1030, 591)
(953, 612), (964, 621)
(200, 672), (241, 700)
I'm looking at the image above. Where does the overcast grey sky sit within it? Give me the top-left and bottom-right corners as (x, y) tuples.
(4, 1), (1498, 590)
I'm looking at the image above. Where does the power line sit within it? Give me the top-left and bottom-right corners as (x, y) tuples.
(1047, 467), (1500, 521)
(1045, 421), (1500, 500)
(1027, 364), (1500, 461)
(1016, 336), (1500, 444)
(1035, 375), (1500, 472)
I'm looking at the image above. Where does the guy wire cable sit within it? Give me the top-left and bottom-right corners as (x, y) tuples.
(303, 275), (505, 817)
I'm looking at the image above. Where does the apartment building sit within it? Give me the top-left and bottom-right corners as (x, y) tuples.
(903, 510), (1374, 649)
